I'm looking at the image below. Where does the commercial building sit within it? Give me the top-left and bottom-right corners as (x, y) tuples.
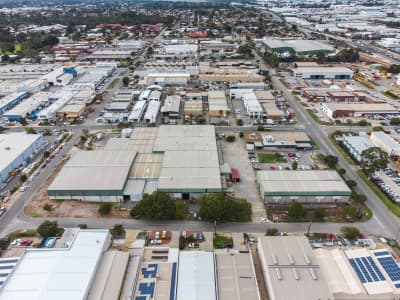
(0, 92), (29, 114)
(230, 89), (263, 119)
(145, 73), (190, 87)
(0, 229), (111, 300)
(370, 131), (400, 157)
(262, 39), (334, 55)
(321, 102), (399, 119)
(292, 66), (353, 79)
(161, 95), (181, 118)
(184, 100), (203, 116)
(262, 102), (284, 121)
(215, 252), (260, 300)
(128, 101), (147, 123)
(258, 236), (333, 300)
(0, 133), (45, 184)
(256, 170), (351, 207)
(343, 135), (375, 162)
(0, 258), (19, 289)
(56, 103), (86, 121)
(258, 131), (312, 150)
(156, 125), (222, 197)
(48, 150), (136, 202)
(87, 251), (129, 300)
(144, 100), (161, 123)
(177, 251), (216, 300)
(3, 92), (48, 121)
(208, 90), (229, 118)
(315, 247), (400, 299)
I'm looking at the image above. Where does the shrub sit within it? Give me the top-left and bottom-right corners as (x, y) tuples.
(43, 203), (53, 212)
(266, 228), (279, 236)
(98, 202), (112, 215)
(226, 135), (235, 142)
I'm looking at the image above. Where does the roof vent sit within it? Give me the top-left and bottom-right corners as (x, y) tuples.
(4, 146), (10, 150)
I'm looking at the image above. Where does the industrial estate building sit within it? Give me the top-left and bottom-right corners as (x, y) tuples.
(291, 66), (354, 79)
(342, 135), (375, 162)
(258, 236), (334, 300)
(0, 229), (111, 300)
(262, 38), (334, 55)
(321, 102), (399, 119)
(0, 133), (45, 184)
(48, 151), (137, 202)
(48, 125), (222, 202)
(256, 170), (351, 207)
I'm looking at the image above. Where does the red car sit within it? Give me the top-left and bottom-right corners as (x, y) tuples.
(270, 166), (277, 170)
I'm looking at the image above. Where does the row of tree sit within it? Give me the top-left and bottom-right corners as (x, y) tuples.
(130, 192), (252, 223)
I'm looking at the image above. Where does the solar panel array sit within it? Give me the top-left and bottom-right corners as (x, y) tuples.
(0, 258), (19, 288)
(348, 257), (385, 283)
(377, 256), (400, 282)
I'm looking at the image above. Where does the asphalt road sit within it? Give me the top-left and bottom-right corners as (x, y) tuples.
(1, 29), (399, 239)
(271, 74), (400, 239)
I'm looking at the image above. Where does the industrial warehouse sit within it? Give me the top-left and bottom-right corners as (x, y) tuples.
(47, 125), (222, 202)
(256, 170), (352, 208)
(0, 133), (45, 184)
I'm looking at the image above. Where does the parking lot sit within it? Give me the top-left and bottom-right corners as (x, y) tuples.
(220, 136), (267, 221)
(373, 169), (400, 202)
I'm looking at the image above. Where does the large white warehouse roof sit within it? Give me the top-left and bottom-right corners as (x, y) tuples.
(0, 229), (110, 300)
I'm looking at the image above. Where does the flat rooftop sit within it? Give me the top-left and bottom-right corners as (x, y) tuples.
(323, 102), (398, 112)
(258, 236), (333, 300)
(0, 133), (43, 173)
(177, 252), (216, 300)
(257, 170), (351, 196)
(48, 150), (136, 192)
(0, 229), (110, 300)
(216, 252), (260, 300)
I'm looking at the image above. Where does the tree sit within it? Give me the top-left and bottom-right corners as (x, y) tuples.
(19, 118), (28, 126)
(346, 179), (357, 189)
(237, 119), (243, 126)
(372, 126), (384, 132)
(20, 174), (27, 183)
(323, 155), (338, 169)
(292, 161), (298, 170)
(43, 203), (53, 212)
(360, 147), (389, 176)
(352, 192), (367, 205)
(313, 207), (326, 220)
(226, 135), (235, 142)
(25, 127), (37, 134)
(175, 200), (188, 220)
(358, 119), (368, 126)
(37, 221), (59, 238)
(287, 201), (307, 220)
(122, 76), (129, 86)
(146, 46), (154, 58)
(341, 205), (357, 219)
(78, 224), (88, 229)
(388, 64), (400, 74)
(110, 224), (125, 237)
(266, 227), (279, 236)
(130, 192), (176, 220)
(341, 226), (360, 240)
(98, 202), (112, 215)
(337, 168), (346, 176)
(390, 118), (400, 126)
(199, 193), (252, 222)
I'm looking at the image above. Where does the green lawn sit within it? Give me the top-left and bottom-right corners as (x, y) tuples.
(357, 170), (400, 217)
(306, 109), (332, 126)
(257, 153), (287, 163)
(328, 133), (355, 165)
(213, 234), (233, 249)
(279, 78), (290, 89)
(107, 78), (120, 89)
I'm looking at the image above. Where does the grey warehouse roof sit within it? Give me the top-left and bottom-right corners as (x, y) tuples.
(48, 150), (136, 192)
